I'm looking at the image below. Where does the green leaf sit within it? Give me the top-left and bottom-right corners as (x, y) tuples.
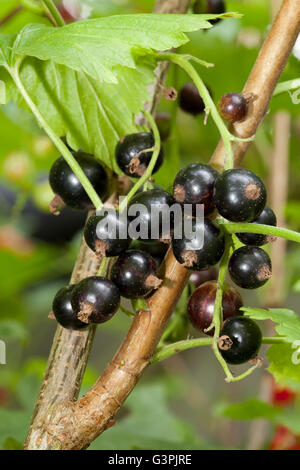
(0, 33), (16, 67)
(0, 80), (6, 104)
(2, 57), (152, 172)
(215, 397), (300, 435)
(1, 437), (23, 450)
(0, 319), (28, 341)
(12, 14), (236, 82)
(267, 344), (300, 384)
(293, 279), (300, 293)
(215, 399), (279, 421)
(243, 307), (300, 343)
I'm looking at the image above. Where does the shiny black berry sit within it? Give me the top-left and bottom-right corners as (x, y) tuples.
(193, 0), (226, 24)
(84, 210), (131, 257)
(173, 163), (218, 215)
(213, 169), (267, 222)
(179, 83), (213, 115)
(179, 83), (205, 115)
(187, 281), (243, 336)
(128, 189), (175, 243)
(155, 112), (171, 141)
(71, 276), (120, 324)
(228, 246), (272, 289)
(218, 316), (262, 365)
(110, 250), (161, 299)
(218, 93), (248, 122)
(52, 285), (87, 330)
(236, 206), (277, 246)
(49, 150), (108, 210)
(115, 132), (164, 178)
(172, 218), (225, 271)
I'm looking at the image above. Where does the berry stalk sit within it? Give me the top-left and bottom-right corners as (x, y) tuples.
(152, 335), (288, 364)
(210, 232), (235, 381)
(221, 222), (300, 244)
(155, 52), (244, 170)
(118, 110), (161, 212)
(41, 0), (65, 26)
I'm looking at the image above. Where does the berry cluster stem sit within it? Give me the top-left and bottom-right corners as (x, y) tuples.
(152, 334), (288, 364)
(40, 0), (65, 26)
(221, 222), (300, 244)
(152, 337), (213, 363)
(155, 53), (235, 170)
(118, 109), (161, 212)
(8, 61), (103, 210)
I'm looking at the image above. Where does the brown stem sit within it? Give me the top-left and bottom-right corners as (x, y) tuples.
(25, 0), (191, 451)
(25, 0), (300, 450)
(210, 0), (300, 170)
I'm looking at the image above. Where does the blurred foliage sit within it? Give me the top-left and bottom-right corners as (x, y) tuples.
(0, 0), (299, 450)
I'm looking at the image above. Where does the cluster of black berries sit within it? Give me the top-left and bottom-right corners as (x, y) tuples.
(49, 143), (166, 330)
(48, 73), (272, 366)
(182, 165), (276, 364)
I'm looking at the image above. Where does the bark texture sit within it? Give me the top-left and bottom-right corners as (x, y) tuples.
(25, 0), (300, 450)
(25, 0), (191, 451)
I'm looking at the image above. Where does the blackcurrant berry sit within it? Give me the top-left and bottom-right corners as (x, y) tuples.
(236, 206), (277, 246)
(115, 133), (164, 178)
(172, 218), (225, 271)
(71, 276), (120, 324)
(213, 169), (267, 222)
(110, 250), (161, 299)
(173, 163), (218, 215)
(179, 83), (210, 115)
(128, 189), (175, 243)
(49, 150), (108, 210)
(218, 316), (262, 365)
(52, 285), (87, 330)
(228, 246), (272, 289)
(190, 267), (218, 288)
(84, 211), (131, 257)
(193, 0), (226, 24)
(218, 93), (248, 122)
(187, 281), (243, 336)
(155, 112), (171, 141)
(130, 239), (169, 266)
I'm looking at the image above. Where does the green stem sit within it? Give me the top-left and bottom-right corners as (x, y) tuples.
(97, 257), (108, 277)
(262, 336), (289, 344)
(211, 233), (235, 382)
(20, 0), (44, 15)
(227, 364), (259, 383)
(118, 109), (161, 213)
(119, 305), (135, 318)
(221, 223), (300, 244)
(151, 335), (288, 364)
(155, 53), (235, 170)
(273, 79), (300, 97)
(9, 63), (103, 210)
(41, 0), (65, 26)
(152, 338), (213, 363)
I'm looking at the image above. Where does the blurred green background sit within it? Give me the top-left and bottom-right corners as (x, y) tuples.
(0, 0), (300, 450)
